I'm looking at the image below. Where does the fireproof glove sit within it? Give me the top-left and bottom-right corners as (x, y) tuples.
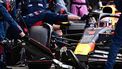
(80, 14), (90, 21)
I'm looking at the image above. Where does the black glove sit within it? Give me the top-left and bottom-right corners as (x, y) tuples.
(80, 15), (90, 20)
(21, 35), (29, 42)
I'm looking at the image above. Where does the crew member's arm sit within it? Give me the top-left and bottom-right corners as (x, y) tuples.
(43, 11), (81, 24)
(0, 3), (25, 37)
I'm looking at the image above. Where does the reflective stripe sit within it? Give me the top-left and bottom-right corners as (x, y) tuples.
(34, 11), (42, 15)
(38, 3), (43, 7)
(28, 3), (43, 7)
(28, 4), (33, 7)
(28, 13), (34, 17)
(23, 13), (34, 17)
(23, 11), (42, 17)
(23, 16), (26, 18)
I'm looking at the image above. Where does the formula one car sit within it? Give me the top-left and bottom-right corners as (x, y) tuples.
(63, 3), (122, 69)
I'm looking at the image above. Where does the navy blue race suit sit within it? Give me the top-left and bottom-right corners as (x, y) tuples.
(0, 0), (23, 68)
(18, 0), (68, 27)
(0, 1), (23, 41)
(105, 0), (122, 69)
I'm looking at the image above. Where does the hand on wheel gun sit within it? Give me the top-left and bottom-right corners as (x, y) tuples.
(67, 14), (89, 21)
